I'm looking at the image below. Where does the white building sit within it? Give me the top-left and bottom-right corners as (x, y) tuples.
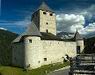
(12, 2), (84, 69)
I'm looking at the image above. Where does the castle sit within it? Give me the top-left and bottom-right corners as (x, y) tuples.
(12, 2), (84, 69)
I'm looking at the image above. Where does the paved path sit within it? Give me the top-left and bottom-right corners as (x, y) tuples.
(48, 66), (70, 75)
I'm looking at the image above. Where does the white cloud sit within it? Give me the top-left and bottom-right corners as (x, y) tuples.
(0, 0), (1, 16)
(56, 4), (95, 38)
(56, 14), (85, 33)
(80, 5), (95, 20)
(88, 5), (95, 14)
(56, 13), (95, 37)
(0, 16), (31, 27)
(80, 22), (95, 35)
(13, 19), (31, 27)
(0, 27), (7, 31)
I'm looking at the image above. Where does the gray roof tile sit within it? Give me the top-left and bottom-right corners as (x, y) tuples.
(12, 21), (41, 43)
(74, 31), (83, 40)
(38, 2), (53, 12)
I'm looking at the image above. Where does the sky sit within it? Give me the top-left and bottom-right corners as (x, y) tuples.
(0, 0), (95, 38)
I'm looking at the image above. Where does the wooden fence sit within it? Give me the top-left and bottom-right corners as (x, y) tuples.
(69, 54), (95, 75)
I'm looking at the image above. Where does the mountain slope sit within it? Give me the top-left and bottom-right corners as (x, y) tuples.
(57, 32), (75, 39)
(0, 30), (18, 65)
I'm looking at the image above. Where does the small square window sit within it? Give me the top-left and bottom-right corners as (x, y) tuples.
(50, 13), (53, 16)
(29, 39), (32, 43)
(38, 61), (40, 63)
(77, 46), (80, 54)
(46, 22), (48, 25)
(43, 12), (46, 14)
(14, 57), (17, 61)
(46, 29), (48, 33)
(44, 58), (47, 61)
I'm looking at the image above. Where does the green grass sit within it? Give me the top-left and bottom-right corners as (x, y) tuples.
(0, 61), (70, 75)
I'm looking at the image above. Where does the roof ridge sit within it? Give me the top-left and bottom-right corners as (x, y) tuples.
(74, 31), (83, 40)
(38, 2), (53, 12)
(26, 21), (41, 36)
(12, 21), (41, 43)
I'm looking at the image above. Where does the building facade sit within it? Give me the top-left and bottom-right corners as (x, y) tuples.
(12, 2), (84, 69)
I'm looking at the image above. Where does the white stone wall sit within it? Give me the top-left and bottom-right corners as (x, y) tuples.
(76, 40), (84, 53)
(24, 36), (43, 69)
(39, 10), (56, 35)
(41, 40), (77, 65)
(24, 37), (77, 69)
(12, 36), (84, 69)
(32, 10), (56, 35)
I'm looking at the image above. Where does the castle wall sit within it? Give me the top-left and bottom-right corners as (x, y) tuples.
(76, 40), (84, 53)
(41, 40), (77, 65)
(20, 37), (77, 69)
(24, 36), (43, 69)
(12, 37), (84, 69)
(12, 42), (25, 67)
(39, 10), (56, 35)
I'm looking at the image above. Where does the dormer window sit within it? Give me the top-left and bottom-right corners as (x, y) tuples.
(43, 12), (46, 14)
(50, 13), (53, 16)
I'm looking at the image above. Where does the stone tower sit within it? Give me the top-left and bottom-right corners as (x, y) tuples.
(32, 2), (56, 35)
(12, 21), (43, 69)
(74, 31), (84, 54)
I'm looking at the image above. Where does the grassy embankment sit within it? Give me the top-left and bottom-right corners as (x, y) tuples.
(0, 61), (70, 75)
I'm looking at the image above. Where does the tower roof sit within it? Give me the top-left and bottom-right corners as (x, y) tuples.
(74, 31), (83, 40)
(12, 21), (42, 43)
(38, 2), (53, 12)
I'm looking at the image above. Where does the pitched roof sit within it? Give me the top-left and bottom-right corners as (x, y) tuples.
(38, 2), (53, 12)
(74, 31), (83, 40)
(12, 21), (41, 43)
(41, 32), (62, 40)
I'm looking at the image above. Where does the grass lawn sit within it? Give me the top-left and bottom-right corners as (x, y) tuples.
(0, 61), (70, 75)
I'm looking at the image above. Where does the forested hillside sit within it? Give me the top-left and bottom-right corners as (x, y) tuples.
(84, 37), (95, 53)
(0, 30), (18, 65)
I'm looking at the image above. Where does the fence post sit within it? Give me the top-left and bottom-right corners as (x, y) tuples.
(69, 57), (73, 75)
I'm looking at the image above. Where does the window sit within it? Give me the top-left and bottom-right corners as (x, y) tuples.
(14, 57), (17, 61)
(43, 12), (46, 14)
(44, 58), (47, 61)
(38, 61), (40, 63)
(50, 13), (53, 16)
(46, 22), (48, 25)
(29, 39), (32, 43)
(46, 29), (48, 33)
(77, 46), (80, 54)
